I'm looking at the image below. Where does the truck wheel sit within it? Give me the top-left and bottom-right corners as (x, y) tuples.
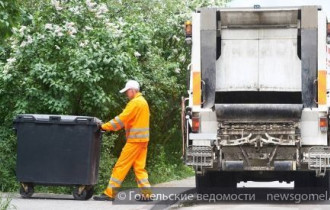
(196, 171), (237, 194)
(73, 185), (94, 200)
(19, 183), (34, 198)
(294, 172), (330, 198)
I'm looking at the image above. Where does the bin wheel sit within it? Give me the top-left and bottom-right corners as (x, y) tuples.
(19, 183), (34, 198)
(73, 185), (94, 200)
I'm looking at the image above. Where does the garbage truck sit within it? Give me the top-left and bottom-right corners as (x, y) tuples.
(182, 5), (330, 193)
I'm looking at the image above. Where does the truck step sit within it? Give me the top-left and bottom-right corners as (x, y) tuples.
(307, 146), (330, 177)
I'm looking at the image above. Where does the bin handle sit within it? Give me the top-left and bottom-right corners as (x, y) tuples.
(19, 115), (36, 121)
(75, 117), (92, 124)
(49, 116), (61, 121)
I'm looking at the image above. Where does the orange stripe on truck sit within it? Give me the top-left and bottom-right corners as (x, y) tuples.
(193, 72), (201, 105)
(318, 70), (327, 105)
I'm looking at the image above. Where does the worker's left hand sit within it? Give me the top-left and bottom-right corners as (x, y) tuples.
(98, 122), (106, 131)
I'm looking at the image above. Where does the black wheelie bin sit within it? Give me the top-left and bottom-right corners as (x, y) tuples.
(13, 114), (103, 200)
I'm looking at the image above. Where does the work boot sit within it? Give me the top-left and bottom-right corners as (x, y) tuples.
(93, 193), (115, 201)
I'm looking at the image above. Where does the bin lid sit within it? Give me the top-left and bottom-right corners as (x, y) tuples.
(14, 114), (102, 125)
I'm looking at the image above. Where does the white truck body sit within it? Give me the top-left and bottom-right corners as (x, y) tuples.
(183, 6), (330, 192)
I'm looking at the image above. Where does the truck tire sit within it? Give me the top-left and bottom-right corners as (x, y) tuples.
(294, 171), (330, 198)
(195, 171), (237, 194)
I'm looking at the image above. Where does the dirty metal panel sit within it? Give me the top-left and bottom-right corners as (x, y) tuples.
(301, 29), (318, 108)
(221, 29), (258, 40)
(259, 38), (302, 91)
(301, 6), (318, 29)
(301, 6), (318, 108)
(200, 8), (217, 108)
(200, 8), (217, 30)
(258, 28), (298, 39)
(220, 10), (299, 27)
(201, 30), (217, 107)
(217, 28), (301, 92)
(216, 38), (259, 91)
(221, 28), (297, 40)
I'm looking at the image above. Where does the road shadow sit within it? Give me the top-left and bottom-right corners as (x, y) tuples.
(19, 194), (75, 201)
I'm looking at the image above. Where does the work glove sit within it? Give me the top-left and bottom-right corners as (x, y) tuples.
(98, 122), (106, 131)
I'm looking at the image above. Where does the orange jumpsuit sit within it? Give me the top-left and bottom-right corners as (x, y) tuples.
(101, 92), (151, 198)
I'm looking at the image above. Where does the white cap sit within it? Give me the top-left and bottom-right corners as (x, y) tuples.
(119, 80), (140, 93)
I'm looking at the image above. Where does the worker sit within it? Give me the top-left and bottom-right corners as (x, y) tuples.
(93, 80), (152, 201)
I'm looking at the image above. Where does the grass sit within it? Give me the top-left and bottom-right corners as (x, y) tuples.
(0, 193), (15, 210)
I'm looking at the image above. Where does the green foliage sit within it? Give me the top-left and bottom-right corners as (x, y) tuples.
(148, 145), (193, 183)
(0, 0), (229, 193)
(0, 193), (14, 210)
(0, 0), (20, 42)
(0, 129), (18, 192)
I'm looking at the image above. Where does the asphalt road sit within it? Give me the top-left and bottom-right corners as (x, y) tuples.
(3, 177), (330, 210)
(1, 177), (195, 210)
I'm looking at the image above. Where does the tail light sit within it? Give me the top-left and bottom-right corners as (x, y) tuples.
(319, 117), (328, 133)
(192, 113), (200, 133)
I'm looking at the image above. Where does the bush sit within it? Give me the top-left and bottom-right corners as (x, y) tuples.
(0, 129), (18, 192)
